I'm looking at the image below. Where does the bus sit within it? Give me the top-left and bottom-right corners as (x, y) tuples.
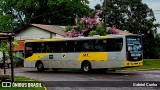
(24, 34), (143, 72)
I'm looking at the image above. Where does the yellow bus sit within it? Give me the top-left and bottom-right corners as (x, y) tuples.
(24, 34), (143, 72)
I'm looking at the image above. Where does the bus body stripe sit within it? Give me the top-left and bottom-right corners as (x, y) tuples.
(26, 38), (64, 42)
(25, 53), (49, 61)
(77, 52), (108, 61)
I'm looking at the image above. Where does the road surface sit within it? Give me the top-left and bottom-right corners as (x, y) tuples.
(4, 68), (160, 90)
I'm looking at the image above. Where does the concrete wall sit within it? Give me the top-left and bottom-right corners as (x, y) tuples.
(14, 27), (53, 40)
(14, 26), (65, 40)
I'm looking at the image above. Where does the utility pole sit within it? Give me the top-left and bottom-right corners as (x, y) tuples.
(10, 0), (14, 84)
(9, 35), (14, 83)
(104, 0), (107, 29)
(3, 51), (6, 74)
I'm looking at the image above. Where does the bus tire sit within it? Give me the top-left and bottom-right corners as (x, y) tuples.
(81, 61), (92, 73)
(36, 62), (44, 72)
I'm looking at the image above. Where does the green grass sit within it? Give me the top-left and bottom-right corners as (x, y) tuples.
(0, 76), (45, 90)
(110, 59), (160, 71)
(126, 59), (160, 70)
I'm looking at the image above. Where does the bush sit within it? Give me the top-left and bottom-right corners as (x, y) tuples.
(0, 74), (10, 81)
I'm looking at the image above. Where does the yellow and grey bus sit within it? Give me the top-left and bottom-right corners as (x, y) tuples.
(24, 34), (143, 72)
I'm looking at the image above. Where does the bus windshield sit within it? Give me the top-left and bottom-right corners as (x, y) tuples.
(126, 36), (142, 61)
(25, 43), (33, 58)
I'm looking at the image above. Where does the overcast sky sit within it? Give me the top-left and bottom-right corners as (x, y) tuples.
(88, 0), (160, 33)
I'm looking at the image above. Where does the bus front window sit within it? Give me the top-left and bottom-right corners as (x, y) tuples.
(25, 43), (33, 58)
(126, 36), (142, 61)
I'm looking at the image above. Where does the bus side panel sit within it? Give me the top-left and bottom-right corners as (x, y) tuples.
(24, 61), (36, 68)
(44, 52), (108, 69)
(43, 51), (126, 69)
(105, 37), (127, 68)
(45, 53), (82, 69)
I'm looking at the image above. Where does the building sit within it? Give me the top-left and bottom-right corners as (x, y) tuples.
(13, 24), (66, 61)
(14, 24), (66, 40)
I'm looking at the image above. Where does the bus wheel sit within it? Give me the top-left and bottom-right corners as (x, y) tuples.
(36, 62), (44, 72)
(81, 61), (92, 73)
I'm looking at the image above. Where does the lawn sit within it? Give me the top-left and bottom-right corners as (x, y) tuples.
(111, 59), (160, 71)
(0, 76), (45, 90)
(127, 59), (160, 70)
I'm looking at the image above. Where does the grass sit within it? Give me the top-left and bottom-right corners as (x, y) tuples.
(0, 76), (45, 90)
(110, 59), (160, 71)
(126, 59), (160, 70)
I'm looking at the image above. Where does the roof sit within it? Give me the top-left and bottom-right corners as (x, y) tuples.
(0, 33), (14, 39)
(106, 27), (132, 35)
(15, 24), (66, 36)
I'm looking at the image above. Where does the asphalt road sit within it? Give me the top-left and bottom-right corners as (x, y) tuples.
(3, 68), (160, 90)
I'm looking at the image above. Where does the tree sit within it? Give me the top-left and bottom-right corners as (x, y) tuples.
(65, 6), (120, 37)
(0, 40), (18, 74)
(101, 0), (159, 58)
(66, 16), (106, 37)
(0, 0), (25, 32)
(102, 0), (158, 33)
(0, 0), (92, 32)
(0, 41), (8, 74)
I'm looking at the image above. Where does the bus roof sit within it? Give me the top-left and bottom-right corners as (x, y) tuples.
(25, 34), (140, 43)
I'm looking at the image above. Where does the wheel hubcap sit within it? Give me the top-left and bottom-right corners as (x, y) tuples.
(84, 65), (89, 71)
(38, 64), (42, 69)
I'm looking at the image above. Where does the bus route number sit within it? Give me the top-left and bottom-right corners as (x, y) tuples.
(83, 54), (89, 57)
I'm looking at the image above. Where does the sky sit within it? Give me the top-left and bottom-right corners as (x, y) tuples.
(88, 0), (160, 33)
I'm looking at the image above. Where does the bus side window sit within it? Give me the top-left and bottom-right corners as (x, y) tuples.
(65, 41), (75, 52)
(41, 43), (46, 53)
(81, 40), (94, 51)
(46, 46), (52, 53)
(107, 38), (123, 51)
(56, 41), (66, 53)
(95, 40), (104, 51)
(75, 41), (82, 52)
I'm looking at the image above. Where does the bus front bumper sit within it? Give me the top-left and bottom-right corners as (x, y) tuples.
(123, 60), (143, 67)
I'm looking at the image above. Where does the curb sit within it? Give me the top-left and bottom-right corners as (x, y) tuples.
(116, 68), (160, 72)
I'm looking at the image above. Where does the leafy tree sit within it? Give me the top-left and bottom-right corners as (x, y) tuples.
(0, 0), (92, 32)
(154, 34), (160, 58)
(0, 0), (25, 32)
(0, 39), (18, 74)
(102, 0), (158, 33)
(101, 0), (160, 58)
(65, 9), (120, 37)
(65, 2), (121, 37)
